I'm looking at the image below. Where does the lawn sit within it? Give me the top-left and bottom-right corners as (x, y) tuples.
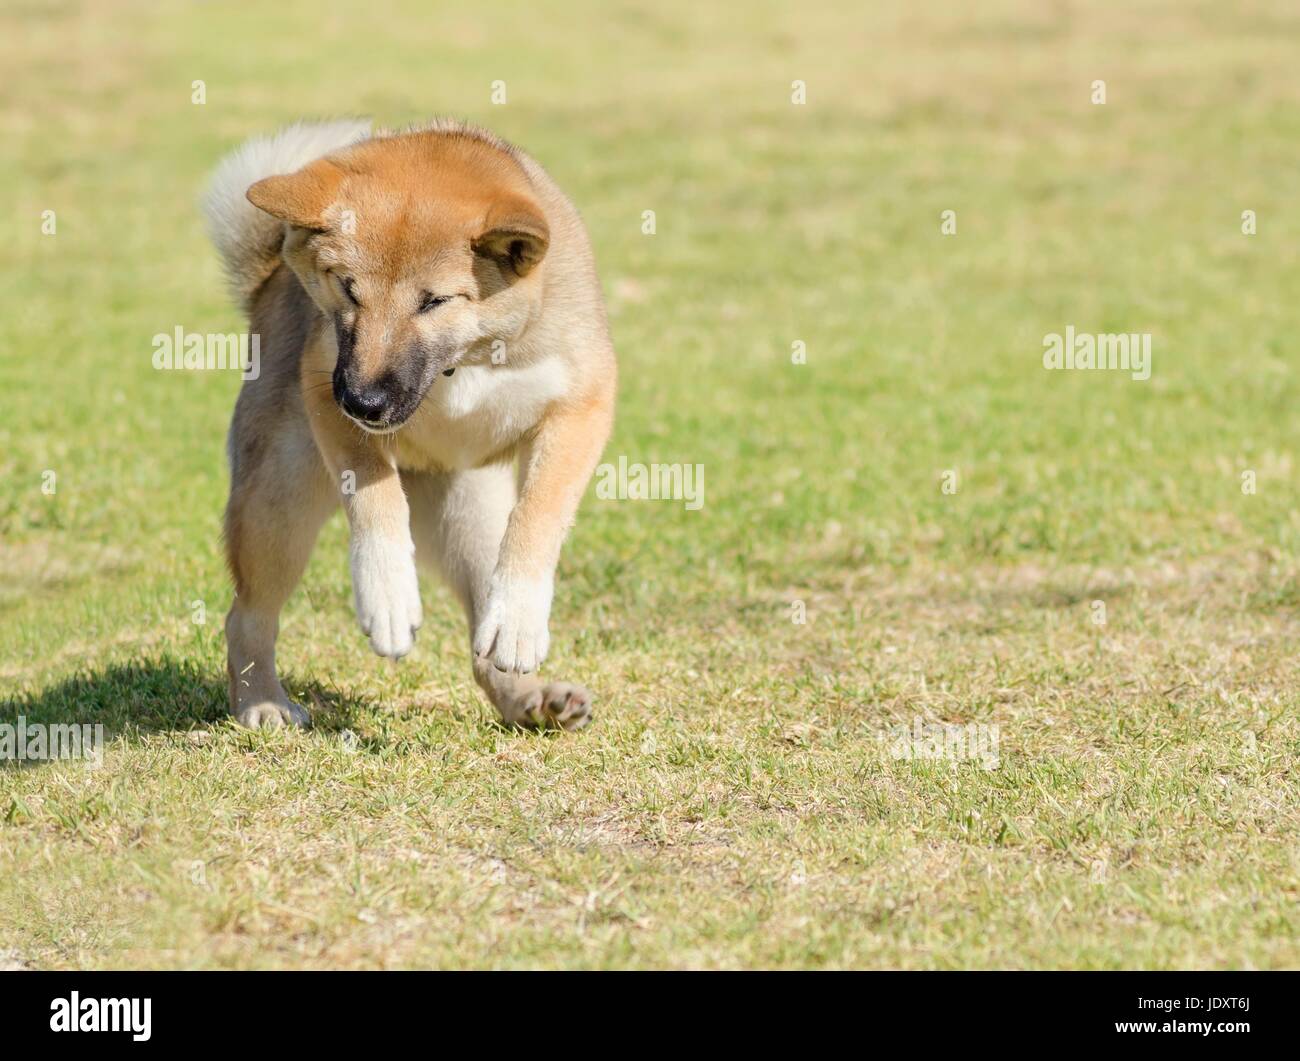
(1, 0), (1297, 969)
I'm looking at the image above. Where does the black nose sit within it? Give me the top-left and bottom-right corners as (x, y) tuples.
(333, 371), (393, 424)
(340, 386), (390, 423)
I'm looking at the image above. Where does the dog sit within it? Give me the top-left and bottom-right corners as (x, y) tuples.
(202, 119), (616, 732)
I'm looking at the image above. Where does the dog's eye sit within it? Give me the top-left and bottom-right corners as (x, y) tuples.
(339, 276), (360, 306)
(418, 292), (452, 314)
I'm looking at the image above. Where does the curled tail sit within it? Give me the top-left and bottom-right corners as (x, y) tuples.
(202, 118), (372, 314)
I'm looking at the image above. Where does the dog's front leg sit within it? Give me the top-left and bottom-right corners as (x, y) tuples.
(312, 421), (422, 660)
(473, 392), (613, 674)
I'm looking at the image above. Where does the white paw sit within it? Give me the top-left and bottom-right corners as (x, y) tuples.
(351, 532), (422, 659)
(232, 699), (311, 730)
(472, 571), (553, 673)
(512, 682), (593, 732)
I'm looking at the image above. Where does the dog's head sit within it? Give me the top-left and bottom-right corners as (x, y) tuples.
(246, 130), (549, 432)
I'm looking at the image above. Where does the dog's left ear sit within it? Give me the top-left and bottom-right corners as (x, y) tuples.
(472, 196), (549, 277)
(246, 158), (345, 229)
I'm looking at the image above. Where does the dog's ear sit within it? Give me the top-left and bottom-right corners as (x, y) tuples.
(472, 196), (550, 277)
(246, 159), (344, 229)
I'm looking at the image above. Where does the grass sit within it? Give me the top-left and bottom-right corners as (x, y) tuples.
(1, 0), (1298, 969)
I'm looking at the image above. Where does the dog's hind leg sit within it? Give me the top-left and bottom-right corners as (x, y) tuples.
(224, 418), (337, 729)
(407, 462), (593, 732)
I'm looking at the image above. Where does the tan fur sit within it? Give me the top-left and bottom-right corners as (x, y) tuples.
(212, 120), (615, 731)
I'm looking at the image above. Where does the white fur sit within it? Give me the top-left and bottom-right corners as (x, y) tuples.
(417, 357), (570, 470)
(202, 118), (372, 311)
(473, 570), (554, 673)
(439, 356), (569, 420)
(350, 531), (422, 659)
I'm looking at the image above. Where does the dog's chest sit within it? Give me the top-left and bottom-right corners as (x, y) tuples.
(398, 357), (569, 470)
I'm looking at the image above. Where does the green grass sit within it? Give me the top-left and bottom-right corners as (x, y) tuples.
(1, 0), (1298, 969)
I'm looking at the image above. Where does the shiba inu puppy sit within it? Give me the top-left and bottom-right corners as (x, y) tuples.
(203, 119), (615, 731)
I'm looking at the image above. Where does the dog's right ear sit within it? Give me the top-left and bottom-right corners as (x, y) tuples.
(472, 195), (550, 277)
(246, 159), (344, 229)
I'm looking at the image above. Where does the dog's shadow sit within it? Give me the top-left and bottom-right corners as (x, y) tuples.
(1, 657), (369, 770)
